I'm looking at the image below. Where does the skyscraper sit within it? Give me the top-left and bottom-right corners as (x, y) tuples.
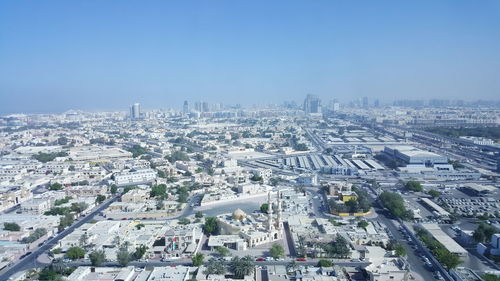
(362, 96), (369, 108)
(183, 101), (189, 114)
(303, 94), (321, 114)
(130, 103), (141, 120)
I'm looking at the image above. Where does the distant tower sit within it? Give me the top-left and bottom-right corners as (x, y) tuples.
(303, 94), (321, 114)
(183, 101), (189, 114)
(130, 103), (141, 120)
(362, 96), (369, 108)
(267, 192), (273, 233)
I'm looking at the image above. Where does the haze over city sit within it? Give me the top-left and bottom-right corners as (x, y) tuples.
(1, 0), (500, 114)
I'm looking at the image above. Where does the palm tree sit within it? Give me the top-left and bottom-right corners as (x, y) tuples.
(229, 256), (254, 279)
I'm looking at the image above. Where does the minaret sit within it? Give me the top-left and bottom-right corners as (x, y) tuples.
(276, 190), (282, 230)
(267, 192), (273, 232)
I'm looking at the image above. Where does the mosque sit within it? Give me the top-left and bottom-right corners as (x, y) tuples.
(216, 191), (284, 248)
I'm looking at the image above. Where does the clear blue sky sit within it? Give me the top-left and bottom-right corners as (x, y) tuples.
(1, 0), (499, 113)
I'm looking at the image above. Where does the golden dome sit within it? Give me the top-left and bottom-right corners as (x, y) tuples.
(232, 208), (246, 221)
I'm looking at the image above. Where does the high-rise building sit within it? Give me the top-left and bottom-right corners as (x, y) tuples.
(202, 102), (209, 113)
(130, 103), (141, 120)
(362, 96), (369, 108)
(374, 99), (380, 108)
(194, 102), (202, 112)
(183, 101), (189, 114)
(303, 94), (321, 114)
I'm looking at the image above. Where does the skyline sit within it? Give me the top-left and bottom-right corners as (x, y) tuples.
(1, 0), (500, 114)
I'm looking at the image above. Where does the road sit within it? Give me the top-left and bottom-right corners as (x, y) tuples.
(0, 196), (118, 281)
(60, 258), (371, 268)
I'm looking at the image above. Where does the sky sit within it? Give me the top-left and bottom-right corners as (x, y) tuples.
(1, 0), (500, 114)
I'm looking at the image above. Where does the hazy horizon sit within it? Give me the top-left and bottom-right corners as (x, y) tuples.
(1, 0), (500, 114)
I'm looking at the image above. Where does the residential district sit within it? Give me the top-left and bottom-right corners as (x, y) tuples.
(0, 97), (500, 281)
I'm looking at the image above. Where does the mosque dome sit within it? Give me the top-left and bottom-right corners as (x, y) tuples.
(232, 208), (246, 221)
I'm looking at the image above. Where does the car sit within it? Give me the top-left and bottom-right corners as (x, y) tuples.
(350, 258), (361, 262)
(256, 258), (266, 261)
(265, 257), (274, 261)
(296, 258), (307, 262)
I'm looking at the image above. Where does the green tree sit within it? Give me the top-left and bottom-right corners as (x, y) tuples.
(483, 274), (500, 281)
(195, 211), (204, 218)
(205, 258), (226, 275)
(269, 244), (285, 259)
(116, 247), (131, 267)
(216, 246), (230, 257)
(38, 267), (61, 281)
(110, 184), (118, 195)
(3, 222), (20, 231)
(379, 191), (413, 220)
(317, 259), (333, 267)
(229, 256), (254, 279)
(150, 184), (167, 198)
(357, 220), (369, 230)
(135, 223), (145, 230)
(204, 258), (226, 275)
(473, 223), (498, 243)
(95, 195), (106, 204)
(192, 253), (204, 266)
(394, 244), (406, 257)
(65, 246), (85, 260)
(428, 189), (441, 198)
(132, 245), (148, 260)
(89, 250), (106, 266)
(49, 183), (63, 191)
(405, 180), (423, 192)
(203, 217), (218, 235)
(260, 203), (269, 214)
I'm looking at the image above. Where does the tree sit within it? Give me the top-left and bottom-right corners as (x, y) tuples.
(405, 181), (423, 192)
(269, 244), (285, 259)
(473, 223), (498, 243)
(229, 256), (254, 279)
(38, 267), (61, 281)
(260, 203), (269, 214)
(428, 189), (441, 198)
(89, 250), (106, 266)
(320, 234), (351, 258)
(205, 258), (226, 275)
(116, 247), (131, 267)
(135, 223), (145, 230)
(216, 246), (230, 257)
(441, 252), (462, 270)
(132, 245), (148, 260)
(65, 246), (85, 260)
(150, 184), (167, 198)
(483, 274), (500, 281)
(195, 211), (204, 218)
(357, 220), (369, 230)
(379, 191), (413, 220)
(394, 244), (406, 257)
(110, 184), (118, 195)
(95, 195), (106, 204)
(49, 183), (63, 191)
(192, 253), (204, 266)
(203, 217), (218, 235)
(317, 259), (333, 267)
(3, 222), (20, 231)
